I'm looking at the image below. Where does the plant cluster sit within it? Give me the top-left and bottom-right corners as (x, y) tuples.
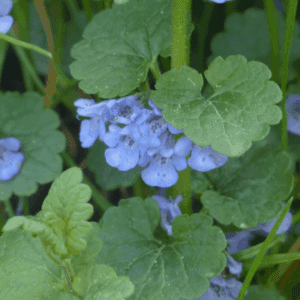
(0, 0), (300, 299)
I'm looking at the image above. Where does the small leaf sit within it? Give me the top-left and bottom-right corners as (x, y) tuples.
(96, 197), (227, 300)
(40, 167), (93, 256)
(151, 56), (282, 157)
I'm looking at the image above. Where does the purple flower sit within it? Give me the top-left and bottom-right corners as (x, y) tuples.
(148, 99), (184, 135)
(141, 151), (187, 188)
(0, 137), (25, 181)
(286, 95), (300, 136)
(226, 230), (253, 255)
(105, 134), (140, 171)
(74, 98), (116, 148)
(105, 95), (144, 125)
(151, 194), (183, 236)
(0, 0), (13, 34)
(253, 205), (293, 236)
(188, 145), (228, 172)
(210, 0), (232, 3)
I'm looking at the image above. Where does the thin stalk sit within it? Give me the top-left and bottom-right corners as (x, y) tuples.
(82, 0), (93, 22)
(0, 32), (52, 59)
(263, 0), (280, 83)
(150, 61), (161, 80)
(12, 42), (50, 98)
(3, 200), (14, 218)
(237, 197), (293, 300)
(171, 0), (188, 70)
(266, 231), (300, 288)
(170, 0), (192, 215)
(196, 2), (214, 73)
(280, 0), (298, 150)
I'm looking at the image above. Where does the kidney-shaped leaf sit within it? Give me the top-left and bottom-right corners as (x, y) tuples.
(151, 55), (282, 157)
(96, 197), (227, 300)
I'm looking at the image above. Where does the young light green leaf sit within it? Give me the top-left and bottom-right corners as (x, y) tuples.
(73, 264), (134, 299)
(199, 144), (293, 228)
(96, 197), (227, 300)
(151, 56), (282, 157)
(2, 168), (94, 259)
(0, 229), (64, 300)
(70, 0), (192, 98)
(0, 91), (66, 201)
(40, 167), (93, 257)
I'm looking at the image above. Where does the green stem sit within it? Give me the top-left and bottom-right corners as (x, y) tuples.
(3, 200), (14, 218)
(61, 151), (113, 213)
(82, 0), (93, 22)
(185, 0), (192, 66)
(171, 0), (188, 70)
(263, 0), (280, 83)
(3, 31), (74, 90)
(23, 196), (30, 216)
(170, 0), (191, 215)
(280, 0), (298, 151)
(196, 2), (215, 73)
(134, 176), (143, 198)
(0, 32), (52, 59)
(237, 197), (294, 300)
(150, 60), (161, 80)
(104, 0), (111, 9)
(65, 0), (80, 21)
(12, 43), (49, 97)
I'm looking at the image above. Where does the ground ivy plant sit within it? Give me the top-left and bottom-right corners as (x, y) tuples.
(0, 0), (300, 299)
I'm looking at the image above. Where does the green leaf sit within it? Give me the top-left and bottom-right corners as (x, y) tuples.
(87, 140), (142, 190)
(96, 197), (227, 300)
(151, 56), (282, 157)
(40, 167), (93, 256)
(70, 0), (193, 98)
(42, 292), (80, 300)
(209, 8), (300, 81)
(71, 222), (103, 274)
(3, 167), (94, 258)
(0, 91), (66, 201)
(0, 228), (64, 300)
(73, 264), (134, 299)
(200, 143), (293, 228)
(244, 285), (286, 300)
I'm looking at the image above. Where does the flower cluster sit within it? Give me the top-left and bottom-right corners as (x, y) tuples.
(0, 0), (14, 34)
(74, 96), (228, 188)
(0, 137), (25, 181)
